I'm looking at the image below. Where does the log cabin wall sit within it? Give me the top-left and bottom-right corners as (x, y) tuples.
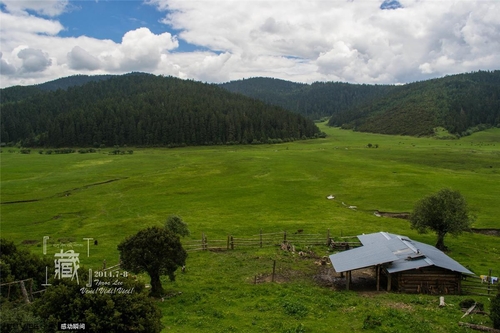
(392, 266), (462, 294)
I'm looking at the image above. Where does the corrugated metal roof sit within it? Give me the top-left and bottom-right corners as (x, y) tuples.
(329, 232), (473, 275)
(407, 240), (473, 275)
(329, 245), (398, 273)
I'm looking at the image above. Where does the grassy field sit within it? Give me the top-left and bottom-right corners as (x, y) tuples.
(1, 124), (499, 332)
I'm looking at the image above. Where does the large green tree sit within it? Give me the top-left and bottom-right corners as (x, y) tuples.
(409, 188), (475, 251)
(0, 239), (47, 332)
(0, 238), (51, 301)
(117, 226), (187, 297)
(165, 215), (190, 237)
(34, 273), (163, 333)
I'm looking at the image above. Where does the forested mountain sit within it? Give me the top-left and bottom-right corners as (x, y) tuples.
(328, 70), (500, 136)
(220, 77), (394, 120)
(0, 74), (321, 147)
(4, 70), (497, 144)
(0, 74), (114, 104)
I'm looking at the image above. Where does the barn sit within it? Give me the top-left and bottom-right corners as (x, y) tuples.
(329, 232), (474, 294)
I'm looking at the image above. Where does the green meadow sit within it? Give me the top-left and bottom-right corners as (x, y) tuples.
(1, 123), (499, 332)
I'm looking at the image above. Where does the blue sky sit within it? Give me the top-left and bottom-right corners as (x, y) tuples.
(0, 0), (499, 88)
(58, 2), (166, 43)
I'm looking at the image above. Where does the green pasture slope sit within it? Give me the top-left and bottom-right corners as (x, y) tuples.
(1, 124), (499, 332)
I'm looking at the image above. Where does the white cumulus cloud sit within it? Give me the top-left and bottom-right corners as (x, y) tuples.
(67, 46), (101, 71)
(0, 52), (17, 75)
(17, 48), (52, 73)
(1, 0), (69, 17)
(0, 0), (499, 87)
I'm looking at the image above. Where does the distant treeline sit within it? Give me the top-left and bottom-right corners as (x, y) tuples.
(220, 77), (394, 121)
(0, 74), (321, 147)
(4, 70), (498, 140)
(328, 70), (500, 136)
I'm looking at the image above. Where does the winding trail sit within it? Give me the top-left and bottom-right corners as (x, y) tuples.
(1, 177), (128, 205)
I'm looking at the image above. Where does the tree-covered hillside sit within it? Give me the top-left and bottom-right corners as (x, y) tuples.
(220, 77), (394, 120)
(0, 74), (114, 104)
(328, 70), (500, 136)
(0, 74), (321, 147)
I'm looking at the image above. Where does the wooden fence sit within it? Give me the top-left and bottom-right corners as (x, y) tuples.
(183, 230), (361, 252)
(0, 278), (40, 303)
(462, 270), (499, 296)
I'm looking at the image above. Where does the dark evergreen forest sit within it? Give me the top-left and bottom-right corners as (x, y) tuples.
(0, 74), (321, 147)
(328, 70), (500, 136)
(220, 77), (395, 120)
(3, 70), (498, 144)
(0, 74), (114, 104)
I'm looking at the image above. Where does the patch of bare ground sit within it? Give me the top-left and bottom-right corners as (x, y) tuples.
(374, 210), (410, 219)
(253, 273), (290, 284)
(313, 266), (379, 291)
(387, 302), (413, 311)
(471, 228), (500, 236)
(21, 239), (39, 245)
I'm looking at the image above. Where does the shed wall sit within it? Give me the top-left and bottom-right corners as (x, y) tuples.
(392, 266), (462, 294)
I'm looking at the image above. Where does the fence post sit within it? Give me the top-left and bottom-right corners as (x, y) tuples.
(283, 230), (287, 242)
(29, 279), (33, 301)
(488, 269), (492, 294)
(204, 236), (208, 251)
(20, 281), (30, 304)
(227, 235), (230, 250)
(230, 235), (234, 250)
(260, 229), (263, 248)
(272, 260), (276, 282)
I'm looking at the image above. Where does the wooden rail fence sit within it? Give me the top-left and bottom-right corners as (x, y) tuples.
(462, 270), (499, 296)
(183, 229), (361, 252)
(0, 278), (39, 303)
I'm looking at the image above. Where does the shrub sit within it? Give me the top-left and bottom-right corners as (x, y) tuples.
(491, 291), (500, 329)
(282, 300), (308, 317)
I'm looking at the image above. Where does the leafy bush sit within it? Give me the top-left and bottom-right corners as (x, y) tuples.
(34, 275), (163, 333)
(53, 149), (75, 154)
(78, 148), (97, 154)
(0, 304), (44, 333)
